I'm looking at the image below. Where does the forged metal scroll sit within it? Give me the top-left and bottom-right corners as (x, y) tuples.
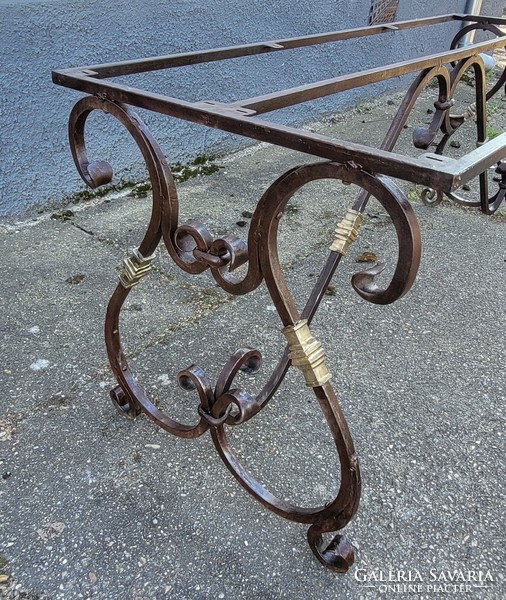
(68, 97), (422, 572)
(58, 11), (506, 576)
(352, 32), (506, 216)
(411, 25), (506, 215)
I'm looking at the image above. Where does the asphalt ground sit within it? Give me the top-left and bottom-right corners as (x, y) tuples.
(0, 87), (505, 600)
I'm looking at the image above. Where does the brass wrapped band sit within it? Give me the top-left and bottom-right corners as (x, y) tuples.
(282, 320), (332, 387)
(330, 208), (364, 255)
(119, 248), (155, 288)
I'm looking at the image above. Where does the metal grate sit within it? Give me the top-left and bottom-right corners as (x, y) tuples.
(369, 0), (399, 25)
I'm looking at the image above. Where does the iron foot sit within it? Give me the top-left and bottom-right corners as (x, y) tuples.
(110, 385), (141, 419)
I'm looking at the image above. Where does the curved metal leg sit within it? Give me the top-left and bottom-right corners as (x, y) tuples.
(68, 97), (423, 572)
(352, 29), (506, 216)
(212, 161), (420, 569)
(422, 28), (506, 214)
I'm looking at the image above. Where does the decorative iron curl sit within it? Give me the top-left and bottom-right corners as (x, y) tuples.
(411, 55), (489, 149)
(420, 187), (444, 207)
(171, 219), (252, 282)
(184, 348), (263, 427)
(215, 347), (262, 398)
(206, 161), (420, 571)
(440, 56), (487, 140)
(177, 364), (214, 413)
(448, 22), (506, 121)
(307, 526), (356, 573)
(213, 349), (262, 426)
(431, 55), (506, 214)
(251, 161), (420, 310)
(163, 199), (262, 295)
(450, 22), (504, 56)
(411, 69), (453, 151)
(68, 96), (176, 254)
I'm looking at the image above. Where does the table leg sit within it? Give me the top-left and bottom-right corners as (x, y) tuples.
(68, 98), (422, 571)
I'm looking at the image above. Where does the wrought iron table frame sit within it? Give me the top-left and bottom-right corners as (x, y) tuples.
(53, 13), (506, 572)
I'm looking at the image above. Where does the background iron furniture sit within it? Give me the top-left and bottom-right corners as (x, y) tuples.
(53, 13), (506, 572)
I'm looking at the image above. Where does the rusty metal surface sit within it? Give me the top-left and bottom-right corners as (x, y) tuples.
(54, 13), (506, 572)
(53, 13), (506, 194)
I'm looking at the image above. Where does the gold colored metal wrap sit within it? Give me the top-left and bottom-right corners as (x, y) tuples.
(282, 320), (332, 387)
(329, 208), (364, 255)
(119, 248), (156, 288)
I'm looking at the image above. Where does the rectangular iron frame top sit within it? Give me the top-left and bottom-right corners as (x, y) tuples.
(52, 13), (506, 193)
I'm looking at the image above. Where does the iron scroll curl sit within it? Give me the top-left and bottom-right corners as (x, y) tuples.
(249, 161), (422, 317)
(56, 11), (506, 575)
(348, 172), (421, 305)
(67, 98), (421, 572)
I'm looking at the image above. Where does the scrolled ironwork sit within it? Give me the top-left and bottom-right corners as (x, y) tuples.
(449, 22), (504, 55)
(172, 220), (214, 274)
(213, 347), (262, 407)
(170, 220), (249, 274)
(72, 138), (418, 569)
(436, 55), (504, 214)
(350, 40), (506, 216)
(110, 384), (141, 419)
(420, 187), (444, 206)
(58, 13), (506, 573)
